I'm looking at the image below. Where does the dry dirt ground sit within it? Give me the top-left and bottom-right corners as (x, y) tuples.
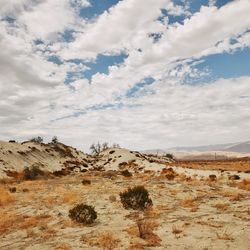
(0, 169), (250, 250)
(169, 158), (250, 172)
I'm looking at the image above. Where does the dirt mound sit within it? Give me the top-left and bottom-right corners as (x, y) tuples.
(0, 141), (90, 178)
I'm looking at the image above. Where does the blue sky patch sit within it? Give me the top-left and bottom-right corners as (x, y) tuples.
(126, 77), (155, 98)
(80, 0), (121, 20)
(83, 53), (127, 80)
(48, 55), (63, 65)
(194, 47), (250, 81)
(60, 29), (75, 42)
(64, 53), (127, 83)
(158, 8), (186, 25)
(187, 0), (210, 13)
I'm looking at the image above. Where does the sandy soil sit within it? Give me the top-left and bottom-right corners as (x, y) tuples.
(0, 141), (90, 178)
(0, 170), (249, 250)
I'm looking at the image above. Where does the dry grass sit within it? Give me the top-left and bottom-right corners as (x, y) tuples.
(216, 230), (234, 241)
(237, 179), (250, 191)
(0, 163), (248, 249)
(180, 197), (197, 208)
(170, 158), (250, 172)
(172, 225), (183, 236)
(229, 193), (244, 201)
(214, 203), (229, 211)
(0, 177), (16, 185)
(81, 232), (120, 249)
(169, 189), (178, 196)
(196, 220), (224, 228)
(19, 180), (45, 192)
(109, 195), (117, 202)
(0, 212), (21, 235)
(176, 173), (187, 182)
(0, 212), (51, 235)
(62, 191), (80, 204)
(143, 207), (161, 219)
(20, 214), (52, 230)
(97, 232), (121, 250)
(53, 187), (81, 204)
(43, 195), (58, 206)
(0, 187), (15, 206)
(54, 242), (72, 250)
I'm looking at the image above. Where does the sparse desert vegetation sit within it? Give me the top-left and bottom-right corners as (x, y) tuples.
(0, 140), (249, 249)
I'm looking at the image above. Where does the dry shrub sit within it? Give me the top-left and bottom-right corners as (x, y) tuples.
(9, 187), (16, 193)
(120, 186), (153, 210)
(208, 174), (217, 182)
(161, 167), (177, 178)
(121, 169), (132, 177)
(126, 219), (161, 247)
(82, 179), (91, 185)
(69, 203), (97, 224)
(228, 174), (240, 181)
(137, 219), (156, 239)
(0, 187), (15, 206)
(214, 203), (229, 211)
(165, 173), (175, 180)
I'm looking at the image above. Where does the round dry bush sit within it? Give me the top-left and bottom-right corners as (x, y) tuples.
(120, 186), (152, 210)
(82, 179), (91, 185)
(69, 204), (97, 224)
(121, 170), (132, 177)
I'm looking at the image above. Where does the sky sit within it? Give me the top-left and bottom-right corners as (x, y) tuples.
(0, 0), (250, 151)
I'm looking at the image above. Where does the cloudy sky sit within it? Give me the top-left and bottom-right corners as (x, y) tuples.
(0, 0), (250, 151)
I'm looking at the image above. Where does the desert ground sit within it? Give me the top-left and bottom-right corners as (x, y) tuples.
(0, 141), (250, 250)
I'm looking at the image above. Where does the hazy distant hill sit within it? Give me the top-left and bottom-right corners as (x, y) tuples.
(143, 141), (250, 155)
(168, 141), (250, 153)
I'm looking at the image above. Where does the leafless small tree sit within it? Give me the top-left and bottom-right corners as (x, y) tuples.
(51, 136), (59, 144)
(30, 136), (43, 143)
(89, 142), (120, 155)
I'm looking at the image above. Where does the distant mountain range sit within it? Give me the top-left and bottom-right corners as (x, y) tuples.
(143, 141), (250, 154)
